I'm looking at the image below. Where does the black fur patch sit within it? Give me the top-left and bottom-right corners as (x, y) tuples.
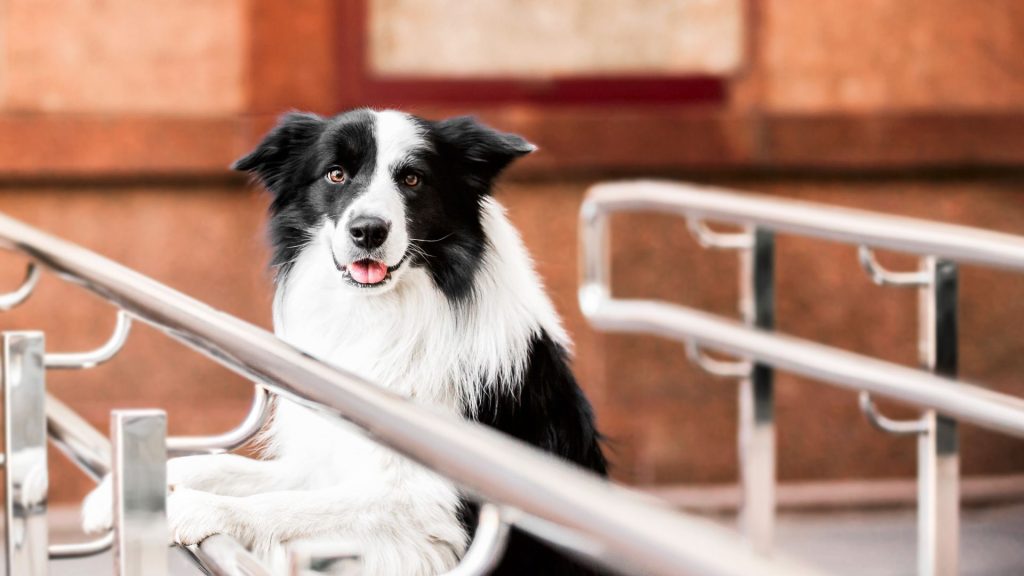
(464, 330), (609, 576)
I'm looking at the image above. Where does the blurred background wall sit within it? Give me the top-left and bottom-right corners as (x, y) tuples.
(0, 0), (1022, 506)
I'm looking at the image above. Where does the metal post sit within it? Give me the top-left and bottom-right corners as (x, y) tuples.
(2, 332), (48, 576)
(917, 258), (958, 576)
(738, 229), (775, 553)
(112, 410), (168, 576)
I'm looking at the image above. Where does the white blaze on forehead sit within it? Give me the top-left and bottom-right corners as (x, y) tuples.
(334, 110), (423, 266)
(374, 110), (427, 175)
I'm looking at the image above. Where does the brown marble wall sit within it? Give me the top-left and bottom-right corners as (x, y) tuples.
(1, 1), (1023, 506)
(4, 173), (1024, 503)
(738, 0), (1024, 112)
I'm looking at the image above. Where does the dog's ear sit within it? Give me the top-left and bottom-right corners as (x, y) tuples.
(434, 116), (535, 191)
(232, 112), (326, 195)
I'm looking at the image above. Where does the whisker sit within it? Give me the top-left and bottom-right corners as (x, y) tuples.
(408, 233), (454, 243)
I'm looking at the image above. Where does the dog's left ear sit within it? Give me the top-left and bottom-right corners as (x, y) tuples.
(434, 116), (535, 190)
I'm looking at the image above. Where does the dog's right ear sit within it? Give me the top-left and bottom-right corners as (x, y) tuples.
(232, 112), (326, 196)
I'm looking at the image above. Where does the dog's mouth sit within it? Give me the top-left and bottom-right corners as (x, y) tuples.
(337, 253), (407, 288)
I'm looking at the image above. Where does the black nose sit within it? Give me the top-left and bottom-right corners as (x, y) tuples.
(348, 216), (390, 250)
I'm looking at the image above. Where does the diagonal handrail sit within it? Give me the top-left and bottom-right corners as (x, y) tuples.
(0, 212), (825, 576)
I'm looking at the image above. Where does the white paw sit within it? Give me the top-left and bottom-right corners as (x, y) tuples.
(81, 475), (113, 534)
(167, 488), (235, 546)
(167, 455), (216, 493)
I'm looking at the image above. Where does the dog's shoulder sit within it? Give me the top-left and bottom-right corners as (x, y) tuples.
(474, 328), (607, 475)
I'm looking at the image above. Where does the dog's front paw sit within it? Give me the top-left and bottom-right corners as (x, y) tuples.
(167, 455), (217, 493)
(81, 475), (113, 534)
(167, 489), (237, 546)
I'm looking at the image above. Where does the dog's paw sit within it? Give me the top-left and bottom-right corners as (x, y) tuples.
(167, 455), (217, 493)
(81, 475), (113, 534)
(167, 488), (236, 546)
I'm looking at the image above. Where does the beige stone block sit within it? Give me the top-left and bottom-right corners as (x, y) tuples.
(3, 0), (247, 113)
(369, 0), (744, 77)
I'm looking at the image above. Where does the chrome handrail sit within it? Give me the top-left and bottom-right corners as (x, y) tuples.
(579, 184), (1024, 437)
(49, 531), (114, 560)
(579, 180), (1024, 576)
(0, 214), (824, 576)
(185, 534), (273, 576)
(46, 394), (111, 482)
(581, 296), (1024, 438)
(583, 180), (1024, 271)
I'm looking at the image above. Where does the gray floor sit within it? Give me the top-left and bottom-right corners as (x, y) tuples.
(49, 504), (1024, 575)
(775, 504), (1024, 576)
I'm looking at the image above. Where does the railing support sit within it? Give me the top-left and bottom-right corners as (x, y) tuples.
(2, 332), (48, 576)
(738, 229), (775, 554)
(857, 250), (960, 576)
(112, 409), (168, 576)
(918, 258), (958, 576)
(685, 220), (776, 554)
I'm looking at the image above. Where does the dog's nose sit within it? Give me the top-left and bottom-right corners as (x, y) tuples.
(348, 216), (390, 250)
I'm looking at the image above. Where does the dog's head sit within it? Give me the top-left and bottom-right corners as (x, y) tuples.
(234, 109), (534, 300)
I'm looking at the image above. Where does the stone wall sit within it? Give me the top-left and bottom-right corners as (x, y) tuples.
(0, 0), (1021, 506)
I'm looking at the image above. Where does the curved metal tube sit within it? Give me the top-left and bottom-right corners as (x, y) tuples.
(687, 217), (753, 250)
(0, 262), (39, 311)
(46, 393), (111, 481)
(858, 391), (928, 436)
(45, 309), (132, 369)
(167, 386), (273, 456)
(49, 531), (114, 559)
(187, 534), (274, 576)
(442, 503), (511, 576)
(858, 246), (930, 287)
(685, 340), (752, 379)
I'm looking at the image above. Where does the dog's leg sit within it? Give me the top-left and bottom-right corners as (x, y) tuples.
(167, 486), (466, 575)
(167, 454), (301, 496)
(82, 454), (300, 534)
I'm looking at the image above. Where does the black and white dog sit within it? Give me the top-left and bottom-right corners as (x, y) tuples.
(83, 109), (607, 575)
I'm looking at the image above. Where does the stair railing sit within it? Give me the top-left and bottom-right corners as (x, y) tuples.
(0, 210), (825, 576)
(578, 180), (1024, 576)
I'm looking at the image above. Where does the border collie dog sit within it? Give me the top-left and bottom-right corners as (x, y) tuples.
(83, 109), (607, 574)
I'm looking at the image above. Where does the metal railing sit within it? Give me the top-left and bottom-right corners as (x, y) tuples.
(0, 209), (828, 576)
(578, 180), (1024, 576)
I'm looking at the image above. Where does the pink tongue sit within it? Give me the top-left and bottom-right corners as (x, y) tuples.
(349, 260), (388, 284)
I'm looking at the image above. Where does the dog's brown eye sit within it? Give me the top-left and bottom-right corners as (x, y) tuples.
(325, 168), (346, 184)
(403, 173), (420, 187)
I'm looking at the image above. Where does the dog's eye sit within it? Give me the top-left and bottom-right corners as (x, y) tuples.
(402, 173), (421, 188)
(325, 168), (346, 184)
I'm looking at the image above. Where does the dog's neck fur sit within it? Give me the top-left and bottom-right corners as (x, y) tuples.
(273, 196), (568, 416)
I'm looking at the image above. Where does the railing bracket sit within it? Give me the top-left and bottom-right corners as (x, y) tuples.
(858, 246), (931, 287)
(685, 340), (752, 379)
(45, 310), (132, 370)
(687, 217), (753, 250)
(0, 262), (40, 311)
(857, 391), (929, 436)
